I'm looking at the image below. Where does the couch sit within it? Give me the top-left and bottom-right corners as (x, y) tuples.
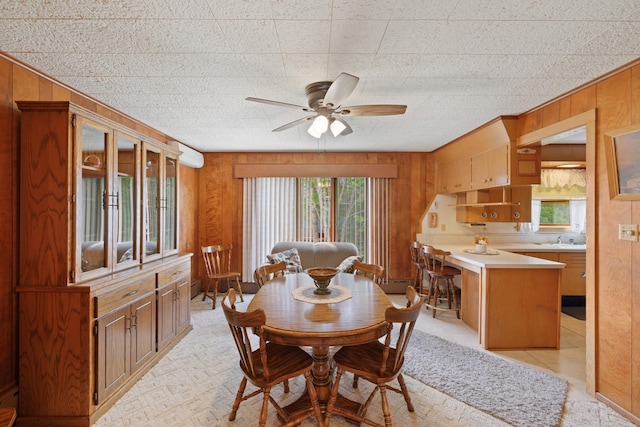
(269, 241), (359, 271)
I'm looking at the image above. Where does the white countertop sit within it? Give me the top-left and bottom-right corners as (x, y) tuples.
(435, 244), (566, 269)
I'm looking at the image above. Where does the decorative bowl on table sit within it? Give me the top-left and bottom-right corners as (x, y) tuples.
(305, 267), (339, 295)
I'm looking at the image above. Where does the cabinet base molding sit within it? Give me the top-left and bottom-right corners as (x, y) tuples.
(596, 393), (640, 426)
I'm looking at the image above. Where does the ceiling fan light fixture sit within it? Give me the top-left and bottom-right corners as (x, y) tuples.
(329, 117), (347, 137)
(311, 115), (329, 133)
(307, 124), (323, 138)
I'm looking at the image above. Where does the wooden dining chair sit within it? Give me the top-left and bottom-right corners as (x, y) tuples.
(324, 286), (423, 427)
(422, 245), (461, 319)
(201, 244), (243, 309)
(253, 260), (286, 288)
(352, 260), (385, 286)
(222, 289), (324, 427)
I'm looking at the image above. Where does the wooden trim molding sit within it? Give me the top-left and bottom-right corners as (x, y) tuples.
(234, 163), (398, 178)
(517, 109), (596, 147)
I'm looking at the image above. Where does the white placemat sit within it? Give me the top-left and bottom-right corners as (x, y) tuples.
(291, 285), (352, 304)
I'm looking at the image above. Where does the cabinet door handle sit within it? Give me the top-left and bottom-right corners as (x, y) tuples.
(581, 272), (586, 278)
(123, 290), (138, 298)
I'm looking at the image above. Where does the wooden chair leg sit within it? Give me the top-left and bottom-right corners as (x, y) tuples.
(234, 276), (244, 302)
(448, 278), (460, 318)
(414, 266), (423, 291)
(259, 387), (271, 427)
(397, 373), (414, 412)
(202, 278), (210, 301)
(378, 384), (392, 427)
(324, 367), (344, 427)
(432, 279), (441, 318)
(211, 279), (218, 309)
(229, 377), (247, 421)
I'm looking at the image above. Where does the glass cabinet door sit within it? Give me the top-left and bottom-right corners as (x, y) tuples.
(163, 153), (178, 255)
(143, 146), (161, 260)
(114, 132), (139, 269)
(77, 119), (110, 277)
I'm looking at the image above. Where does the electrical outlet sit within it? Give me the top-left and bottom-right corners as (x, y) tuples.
(618, 224), (638, 241)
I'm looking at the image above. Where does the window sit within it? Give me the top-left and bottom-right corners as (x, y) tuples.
(242, 177), (388, 281)
(298, 177), (366, 254)
(531, 169), (587, 233)
(539, 200), (570, 226)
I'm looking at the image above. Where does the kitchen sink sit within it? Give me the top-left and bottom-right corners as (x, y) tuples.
(530, 242), (586, 249)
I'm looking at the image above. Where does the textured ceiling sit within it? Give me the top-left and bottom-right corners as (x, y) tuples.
(1, 0), (639, 153)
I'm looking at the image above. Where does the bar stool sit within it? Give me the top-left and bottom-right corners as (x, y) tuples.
(409, 241), (426, 293)
(422, 245), (461, 318)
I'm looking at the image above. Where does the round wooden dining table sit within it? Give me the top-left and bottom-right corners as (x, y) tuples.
(248, 272), (393, 419)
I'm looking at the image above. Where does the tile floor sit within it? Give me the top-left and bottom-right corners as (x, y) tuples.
(94, 293), (636, 427)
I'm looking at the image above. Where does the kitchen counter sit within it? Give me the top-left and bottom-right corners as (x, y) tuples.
(420, 242), (563, 350)
(435, 244), (566, 269)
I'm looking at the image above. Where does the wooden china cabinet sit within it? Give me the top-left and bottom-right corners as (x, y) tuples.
(16, 101), (192, 427)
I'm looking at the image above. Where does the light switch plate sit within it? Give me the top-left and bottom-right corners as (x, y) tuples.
(618, 224), (638, 241)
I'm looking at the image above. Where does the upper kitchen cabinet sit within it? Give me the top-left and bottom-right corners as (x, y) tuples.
(434, 116), (541, 194)
(17, 101), (180, 285)
(471, 145), (508, 189)
(437, 157), (472, 193)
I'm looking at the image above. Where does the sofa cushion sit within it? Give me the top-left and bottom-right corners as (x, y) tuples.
(336, 255), (363, 273)
(267, 248), (303, 273)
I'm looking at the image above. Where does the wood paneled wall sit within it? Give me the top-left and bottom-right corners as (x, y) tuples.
(0, 52), (200, 397)
(517, 61), (640, 423)
(196, 152), (434, 285)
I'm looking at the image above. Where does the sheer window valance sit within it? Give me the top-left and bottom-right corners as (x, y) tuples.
(539, 169), (586, 190)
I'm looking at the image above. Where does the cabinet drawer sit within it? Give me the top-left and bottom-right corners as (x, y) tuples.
(558, 253), (586, 266)
(158, 261), (190, 286)
(95, 274), (155, 318)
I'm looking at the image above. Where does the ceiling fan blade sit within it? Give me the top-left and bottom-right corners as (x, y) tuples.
(339, 104), (407, 117)
(246, 97), (310, 111)
(323, 73), (359, 109)
(272, 116), (315, 132)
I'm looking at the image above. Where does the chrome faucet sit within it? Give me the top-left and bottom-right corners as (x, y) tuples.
(556, 235), (562, 244)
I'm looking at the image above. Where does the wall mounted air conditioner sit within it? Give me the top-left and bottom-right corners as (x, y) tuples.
(169, 141), (204, 168)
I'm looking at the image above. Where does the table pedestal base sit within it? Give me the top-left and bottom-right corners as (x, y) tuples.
(278, 389), (365, 426)
(276, 345), (369, 426)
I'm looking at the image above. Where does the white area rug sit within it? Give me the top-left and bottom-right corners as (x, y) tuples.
(403, 330), (568, 427)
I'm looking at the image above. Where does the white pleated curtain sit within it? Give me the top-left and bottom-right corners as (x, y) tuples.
(242, 177), (296, 281)
(367, 178), (389, 280)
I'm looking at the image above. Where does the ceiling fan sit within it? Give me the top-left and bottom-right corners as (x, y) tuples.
(246, 72), (407, 138)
